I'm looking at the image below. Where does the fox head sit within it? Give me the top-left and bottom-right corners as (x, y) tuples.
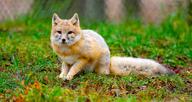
(51, 13), (81, 46)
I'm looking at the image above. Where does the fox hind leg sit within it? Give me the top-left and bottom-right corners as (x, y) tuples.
(95, 53), (110, 74)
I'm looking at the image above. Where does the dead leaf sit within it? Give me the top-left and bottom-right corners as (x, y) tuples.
(43, 75), (49, 84)
(33, 80), (40, 90)
(0, 67), (5, 72)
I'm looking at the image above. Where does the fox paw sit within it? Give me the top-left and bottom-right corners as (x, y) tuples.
(57, 73), (66, 79)
(57, 74), (73, 81)
(66, 75), (73, 81)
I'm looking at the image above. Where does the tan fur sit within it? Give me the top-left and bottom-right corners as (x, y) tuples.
(51, 13), (173, 81)
(110, 57), (173, 76)
(51, 13), (110, 80)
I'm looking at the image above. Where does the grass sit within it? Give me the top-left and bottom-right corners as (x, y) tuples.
(0, 15), (192, 101)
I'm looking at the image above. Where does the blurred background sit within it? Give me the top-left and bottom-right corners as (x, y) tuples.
(0, 0), (191, 24)
(0, 1), (192, 100)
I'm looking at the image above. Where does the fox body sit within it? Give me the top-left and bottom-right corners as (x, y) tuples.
(51, 13), (173, 80)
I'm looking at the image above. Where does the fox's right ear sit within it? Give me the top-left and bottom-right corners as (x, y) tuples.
(52, 13), (60, 25)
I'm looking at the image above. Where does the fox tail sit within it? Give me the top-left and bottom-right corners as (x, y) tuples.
(110, 56), (174, 76)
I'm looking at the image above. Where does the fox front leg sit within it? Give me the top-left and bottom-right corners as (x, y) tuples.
(66, 59), (87, 80)
(59, 62), (69, 80)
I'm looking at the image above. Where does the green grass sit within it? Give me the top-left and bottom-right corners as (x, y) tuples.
(0, 16), (192, 101)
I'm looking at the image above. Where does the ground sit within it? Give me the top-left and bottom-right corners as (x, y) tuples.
(0, 16), (191, 101)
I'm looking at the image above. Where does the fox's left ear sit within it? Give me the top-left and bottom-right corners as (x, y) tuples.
(70, 13), (79, 26)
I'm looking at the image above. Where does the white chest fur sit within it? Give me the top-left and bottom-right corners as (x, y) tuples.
(61, 55), (78, 65)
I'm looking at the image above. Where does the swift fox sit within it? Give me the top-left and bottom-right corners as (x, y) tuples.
(51, 13), (173, 80)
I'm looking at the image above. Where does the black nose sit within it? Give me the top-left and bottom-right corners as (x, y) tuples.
(62, 39), (66, 43)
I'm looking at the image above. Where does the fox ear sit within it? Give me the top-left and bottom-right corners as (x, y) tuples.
(70, 13), (79, 26)
(52, 13), (60, 25)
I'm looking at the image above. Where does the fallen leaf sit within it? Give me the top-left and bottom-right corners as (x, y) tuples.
(0, 67), (4, 72)
(33, 80), (40, 90)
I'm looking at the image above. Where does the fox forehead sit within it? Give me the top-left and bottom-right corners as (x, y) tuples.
(61, 20), (71, 26)
(56, 20), (72, 27)
(53, 20), (76, 31)
(54, 26), (75, 32)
